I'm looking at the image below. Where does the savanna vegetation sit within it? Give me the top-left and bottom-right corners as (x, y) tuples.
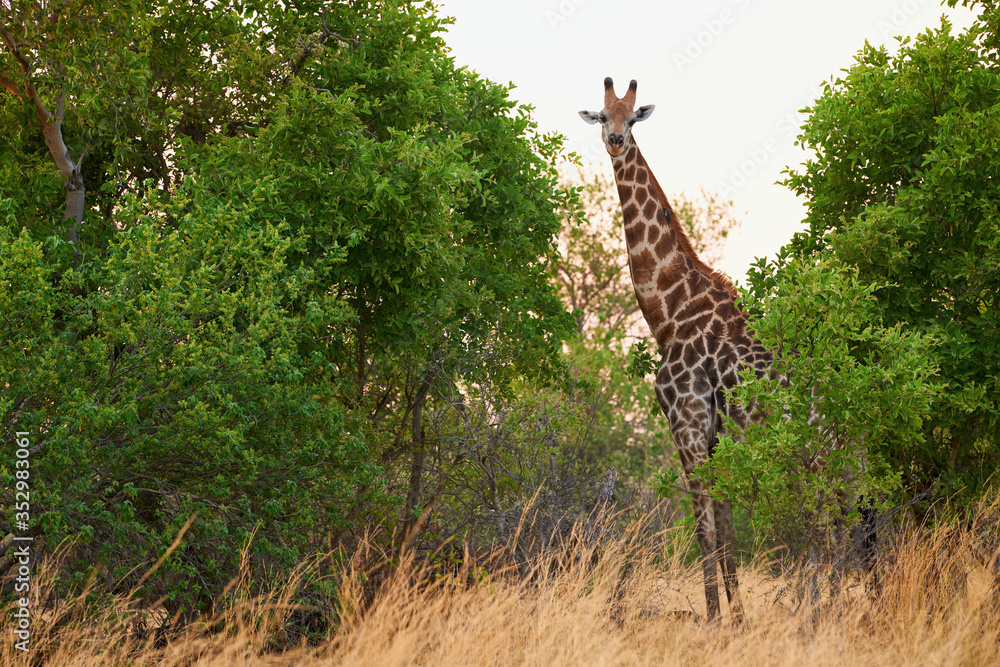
(1, 0), (998, 664)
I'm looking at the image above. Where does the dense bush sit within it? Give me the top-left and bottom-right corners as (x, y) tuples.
(713, 7), (1000, 559)
(1, 0), (575, 614)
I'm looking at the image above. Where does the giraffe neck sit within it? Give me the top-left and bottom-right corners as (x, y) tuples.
(611, 143), (738, 350)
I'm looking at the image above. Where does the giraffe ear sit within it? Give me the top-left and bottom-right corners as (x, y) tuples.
(635, 105), (655, 122)
(579, 110), (602, 125)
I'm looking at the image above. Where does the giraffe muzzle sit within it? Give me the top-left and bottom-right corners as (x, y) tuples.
(607, 133), (625, 148)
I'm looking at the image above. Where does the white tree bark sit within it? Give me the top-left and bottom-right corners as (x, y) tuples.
(2, 29), (84, 248)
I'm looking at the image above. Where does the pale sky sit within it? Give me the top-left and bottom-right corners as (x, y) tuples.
(438, 0), (979, 283)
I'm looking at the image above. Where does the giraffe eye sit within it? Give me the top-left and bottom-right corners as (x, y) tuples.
(599, 114), (608, 123)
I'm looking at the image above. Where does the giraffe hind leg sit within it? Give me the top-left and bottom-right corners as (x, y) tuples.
(715, 498), (744, 624)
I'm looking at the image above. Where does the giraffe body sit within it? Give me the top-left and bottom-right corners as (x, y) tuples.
(581, 78), (775, 622)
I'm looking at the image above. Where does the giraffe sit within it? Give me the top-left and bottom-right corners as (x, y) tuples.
(580, 78), (776, 623)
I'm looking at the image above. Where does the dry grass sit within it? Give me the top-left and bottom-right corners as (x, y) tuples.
(3, 506), (999, 666)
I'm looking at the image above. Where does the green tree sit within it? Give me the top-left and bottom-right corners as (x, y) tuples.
(708, 10), (999, 561)
(1, 0), (575, 613)
(775, 13), (999, 508)
(717, 256), (941, 558)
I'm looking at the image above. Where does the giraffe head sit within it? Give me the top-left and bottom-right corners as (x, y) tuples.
(579, 77), (655, 158)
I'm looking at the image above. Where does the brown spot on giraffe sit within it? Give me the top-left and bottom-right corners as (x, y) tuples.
(683, 342), (701, 368)
(644, 297), (667, 331)
(656, 262), (684, 293)
(690, 336), (707, 357)
(692, 371), (712, 396)
(646, 224), (660, 245)
(663, 285), (687, 319)
(677, 312), (714, 340)
(631, 249), (657, 285)
(676, 293), (712, 321)
(707, 335), (721, 355)
(653, 231), (676, 260)
(642, 198), (657, 220)
(625, 220), (646, 248)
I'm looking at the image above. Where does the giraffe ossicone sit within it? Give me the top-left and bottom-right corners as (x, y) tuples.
(580, 77), (779, 624)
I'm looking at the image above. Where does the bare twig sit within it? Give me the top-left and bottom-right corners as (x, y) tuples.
(283, 15), (360, 84)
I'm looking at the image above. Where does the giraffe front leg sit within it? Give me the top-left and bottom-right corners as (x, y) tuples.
(658, 377), (725, 622)
(686, 474), (721, 622)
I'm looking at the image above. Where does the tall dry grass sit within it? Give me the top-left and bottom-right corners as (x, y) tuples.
(3, 503), (998, 666)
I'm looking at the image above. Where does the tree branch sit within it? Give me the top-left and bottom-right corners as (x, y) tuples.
(283, 16), (360, 84)
(2, 29), (51, 124)
(0, 72), (23, 99)
(54, 86), (65, 121)
(2, 28), (84, 249)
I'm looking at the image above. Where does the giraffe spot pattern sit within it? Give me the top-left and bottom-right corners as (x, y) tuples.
(625, 220), (646, 247)
(664, 285), (687, 319)
(653, 230), (676, 260)
(656, 261), (684, 293)
(612, 137), (773, 483)
(633, 249), (656, 284)
(642, 199), (657, 220)
(645, 303), (667, 333)
(676, 293), (712, 321)
(646, 224), (660, 244)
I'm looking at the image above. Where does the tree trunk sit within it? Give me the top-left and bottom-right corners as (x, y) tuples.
(42, 118), (85, 246)
(402, 369), (434, 546)
(2, 30), (84, 249)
